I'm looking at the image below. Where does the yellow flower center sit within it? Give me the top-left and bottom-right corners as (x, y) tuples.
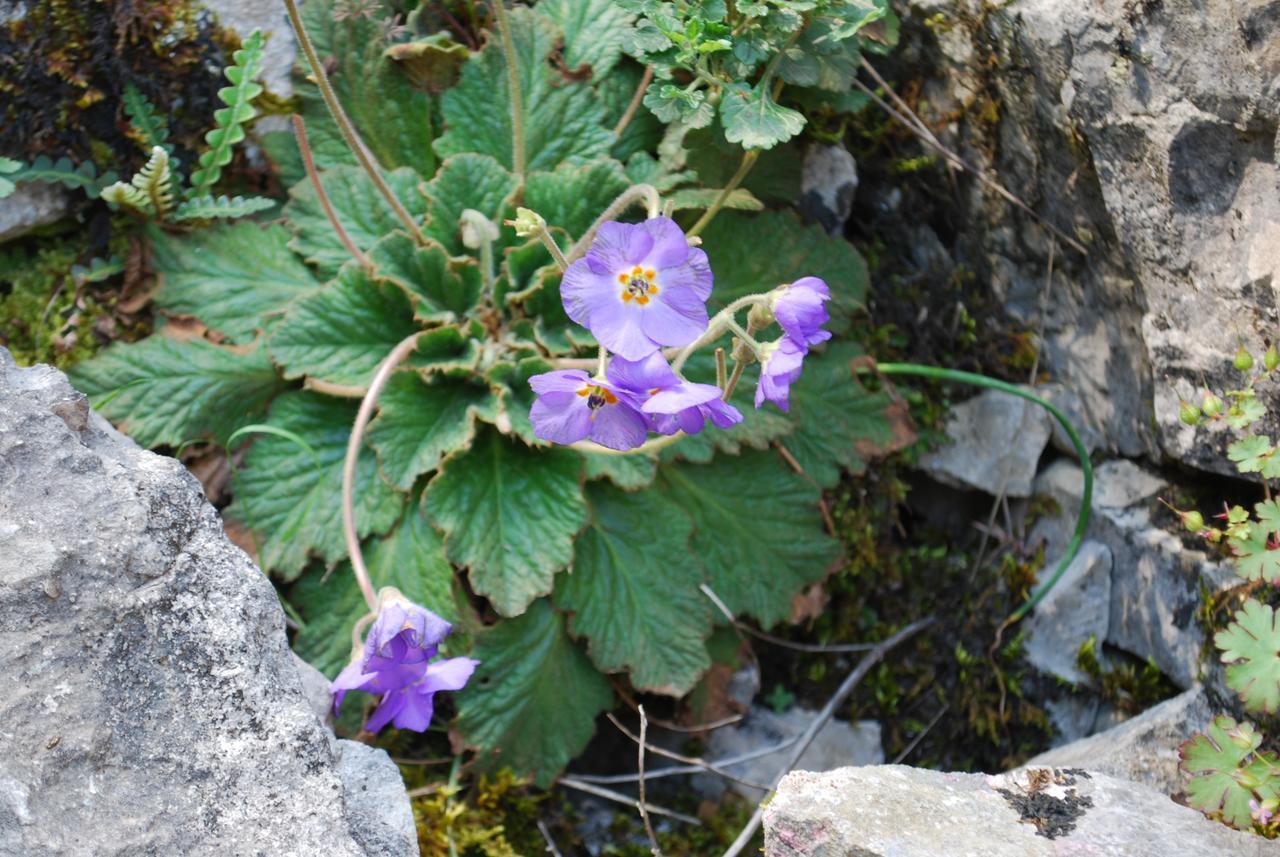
(616, 265), (660, 306)
(577, 385), (618, 412)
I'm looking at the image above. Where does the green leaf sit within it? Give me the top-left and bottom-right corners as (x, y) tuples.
(69, 336), (287, 448)
(455, 599), (613, 787)
(13, 155), (111, 197)
(525, 159), (632, 243)
(720, 82), (806, 150)
(598, 63), (665, 162)
(581, 450), (657, 490)
(1231, 523), (1280, 582)
(435, 6), (612, 171)
(190, 29), (266, 196)
(285, 165), (428, 279)
(229, 391), (403, 579)
(535, 0), (634, 78)
(424, 429), (588, 617)
(367, 231), (484, 321)
(1226, 396), (1266, 430)
(781, 341), (908, 488)
(421, 154), (520, 257)
(1181, 715), (1279, 829)
(268, 264), (420, 388)
(291, 493), (457, 677)
(684, 123), (802, 204)
(409, 324), (485, 376)
(367, 371), (499, 490)
(486, 357), (554, 446)
(150, 222), (320, 344)
(699, 210), (867, 335)
(1228, 435), (1274, 474)
(555, 482), (710, 694)
(658, 451), (840, 627)
(171, 194), (276, 221)
(1217, 599), (1280, 714)
(1256, 500), (1280, 535)
(668, 187), (763, 212)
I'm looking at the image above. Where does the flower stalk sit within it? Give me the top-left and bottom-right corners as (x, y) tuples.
(292, 115), (370, 269)
(492, 0), (526, 180)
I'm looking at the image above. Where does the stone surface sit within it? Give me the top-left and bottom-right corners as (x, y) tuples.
(798, 144), (859, 235)
(0, 348), (414, 856)
(1026, 685), (1214, 795)
(1024, 540), (1112, 685)
(918, 387), (1052, 497)
(763, 765), (1273, 857)
(700, 706), (883, 800)
(201, 0), (296, 98)
(0, 183), (70, 243)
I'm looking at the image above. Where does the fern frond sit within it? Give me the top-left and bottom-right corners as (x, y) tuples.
(131, 146), (174, 217)
(12, 156), (114, 198)
(101, 181), (151, 213)
(189, 29), (267, 197)
(122, 82), (171, 153)
(171, 194), (275, 221)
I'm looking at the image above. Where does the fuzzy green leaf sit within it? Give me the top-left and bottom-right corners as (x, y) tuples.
(268, 264), (419, 388)
(720, 82), (806, 150)
(1228, 435), (1274, 474)
(367, 232), (483, 321)
(285, 165), (428, 279)
(1181, 715), (1279, 829)
(421, 154), (520, 257)
(435, 6), (612, 171)
(534, 0), (634, 78)
(525, 159), (632, 243)
(367, 372), (500, 490)
(150, 222), (321, 344)
(69, 336), (287, 448)
(581, 450), (657, 490)
(658, 452), (840, 627)
(1256, 500), (1280, 536)
(455, 599), (613, 788)
(171, 194), (276, 221)
(486, 357), (553, 446)
(598, 62), (665, 163)
(668, 187), (764, 212)
(229, 391), (402, 579)
(1217, 600), (1280, 714)
(424, 429), (588, 617)
(291, 493), (457, 677)
(190, 29), (266, 196)
(555, 482), (710, 694)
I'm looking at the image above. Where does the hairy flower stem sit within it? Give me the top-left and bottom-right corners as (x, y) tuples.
(869, 362), (1093, 624)
(715, 347), (727, 389)
(342, 333), (422, 612)
(612, 65), (654, 137)
(283, 0), (428, 245)
(536, 228), (570, 272)
(670, 294), (770, 373)
(566, 184), (662, 263)
(493, 0), (526, 180)
(293, 115), (371, 269)
(596, 345), (608, 379)
(687, 148), (759, 238)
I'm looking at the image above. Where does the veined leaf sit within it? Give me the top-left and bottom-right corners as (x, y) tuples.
(720, 82), (806, 150)
(1180, 715), (1279, 829)
(581, 450), (657, 491)
(190, 29), (266, 196)
(1231, 523), (1280, 583)
(525, 159), (632, 244)
(228, 391), (402, 579)
(1217, 599), (1280, 714)
(420, 154), (520, 258)
(455, 599), (613, 787)
(367, 232), (483, 322)
(534, 0), (634, 78)
(122, 82), (171, 153)
(486, 357), (553, 447)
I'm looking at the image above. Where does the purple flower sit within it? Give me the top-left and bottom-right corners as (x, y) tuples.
(561, 218), (712, 361)
(332, 591), (478, 733)
(609, 352), (742, 435)
(528, 369), (649, 450)
(1252, 799), (1275, 826)
(754, 336), (808, 412)
(772, 277), (831, 347)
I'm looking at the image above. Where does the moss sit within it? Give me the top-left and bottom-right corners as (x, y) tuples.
(1075, 635), (1177, 716)
(413, 770), (546, 857)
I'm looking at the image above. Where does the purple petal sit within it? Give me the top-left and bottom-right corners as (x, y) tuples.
(589, 401), (650, 450)
(331, 660), (375, 713)
(676, 407), (706, 434)
(590, 221), (655, 270)
(754, 337), (809, 411)
(420, 657), (480, 693)
(365, 689), (407, 733)
(391, 689), (436, 732)
(655, 245), (713, 301)
(644, 382), (722, 414)
(791, 276), (829, 299)
(529, 369), (589, 395)
(641, 287), (708, 347)
(703, 398), (743, 429)
(561, 261), (622, 328)
(636, 217), (690, 268)
(531, 391), (593, 444)
(588, 300), (663, 360)
(608, 352), (679, 394)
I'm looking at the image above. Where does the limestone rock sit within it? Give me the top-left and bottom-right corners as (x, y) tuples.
(0, 348), (415, 856)
(763, 766), (1271, 857)
(918, 387), (1052, 497)
(1024, 540), (1112, 685)
(798, 144), (859, 235)
(0, 183), (70, 243)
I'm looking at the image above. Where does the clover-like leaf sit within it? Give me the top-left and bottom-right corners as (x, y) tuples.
(720, 82), (806, 150)
(367, 372), (499, 490)
(658, 451), (840, 627)
(424, 429), (588, 617)
(455, 599), (613, 788)
(1180, 715), (1279, 829)
(367, 232), (483, 321)
(1227, 435), (1274, 474)
(1217, 599), (1280, 714)
(555, 482), (710, 695)
(150, 223), (320, 344)
(1226, 396), (1267, 430)
(435, 6), (612, 171)
(1256, 500), (1280, 537)
(69, 336), (288, 448)
(1231, 523), (1280, 583)
(228, 391), (403, 579)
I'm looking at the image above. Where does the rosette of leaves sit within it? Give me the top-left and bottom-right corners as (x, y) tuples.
(71, 0), (901, 787)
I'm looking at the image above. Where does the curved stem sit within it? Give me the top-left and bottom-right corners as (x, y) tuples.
(612, 65), (655, 137)
(569, 432), (683, 457)
(283, 0), (427, 246)
(671, 294), (771, 372)
(868, 363), (1093, 624)
(293, 115), (371, 269)
(687, 148), (759, 238)
(566, 184), (662, 263)
(493, 0), (526, 180)
(342, 333), (422, 611)
(536, 228), (569, 272)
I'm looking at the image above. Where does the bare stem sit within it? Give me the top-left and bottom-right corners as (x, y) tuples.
(342, 333), (422, 611)
(636, 707), (663, 857)
(722, 360), (747, 401)
(566, 184), (662, 262)
(613, 65), (655, 137)
(493, 0), (526, 180)
(283, 0), (428, 245)
(687, 148), (759, 238)
(700, 584), (875, 653)
(293, 115), (371, 269)
(609, 712), (770, 791)
(715, 347), (727, 390)
(558, 777), (701, 826)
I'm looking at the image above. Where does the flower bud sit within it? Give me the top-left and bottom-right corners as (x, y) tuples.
(1178, 401), (1201, 426)
(1265, 344), (1279, 372)
(1201, 391), (1224, 417)
(460, 208), (500, 249)
(1234, 345), (1255, 372)
(1181, 510), (1205, 533)
(747, 302), (775, 331)
(505, 206), (546, 237)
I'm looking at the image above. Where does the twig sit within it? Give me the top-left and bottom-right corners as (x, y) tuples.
(558, 777), (701, 826)
(573, 732), (802, 786)
(637, 706), (663, 857)
(608, 713), (771, 791)
(719, 617), (936, 857)
(613, 65), (655, 137)
(890, 702), (949, 764)
(858, 57), (957, 187)
(292, 115), (371, 269)
(700, 584), (875, 653)
(536, 819), (564, 857)
(613, 683), (744, 733)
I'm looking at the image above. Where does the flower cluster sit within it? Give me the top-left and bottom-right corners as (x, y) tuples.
(332, 589), (478, 733)
(527, 217), (833, 451)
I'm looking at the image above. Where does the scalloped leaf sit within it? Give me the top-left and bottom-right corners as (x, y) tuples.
(720, 82), (806, 150)
(1231, 523), (1280, 583)
(455, 599), (613, 788)
(554, 482), (710, 695)
(420, 154), (520, 258)
(424, 428), (587, 617)
(435, 6), (612, 171)
(1217, 599), (1280, 714)
(150, 222), (320, 344)
(68, 336), (287, 448)
(367, 232), (483, 322)
(228, 391), (403, 580)
(581, 450), (657, 491)
(534, 0), (634, 79)
(14, 155), (112, 197)
(525, 159), (632, 243)
(485, 357), (554, 446)
(1181, 715), (1279, 829)
(190, 29), (266, 196)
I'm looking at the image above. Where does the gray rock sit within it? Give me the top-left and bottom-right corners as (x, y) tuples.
(1025, 685), (1214, 795)
(201, 0), (296, 98)
(1024, 540), (1112, 685)
(763, 765), (1272, 857)
(0, 348), (415, 856)
(701, 706), (883, 801)
(798, 144), (858, 235)
(293, 650), (336, 726)
(0, 183), (70, 243)
(918, 387), (1052, 497)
